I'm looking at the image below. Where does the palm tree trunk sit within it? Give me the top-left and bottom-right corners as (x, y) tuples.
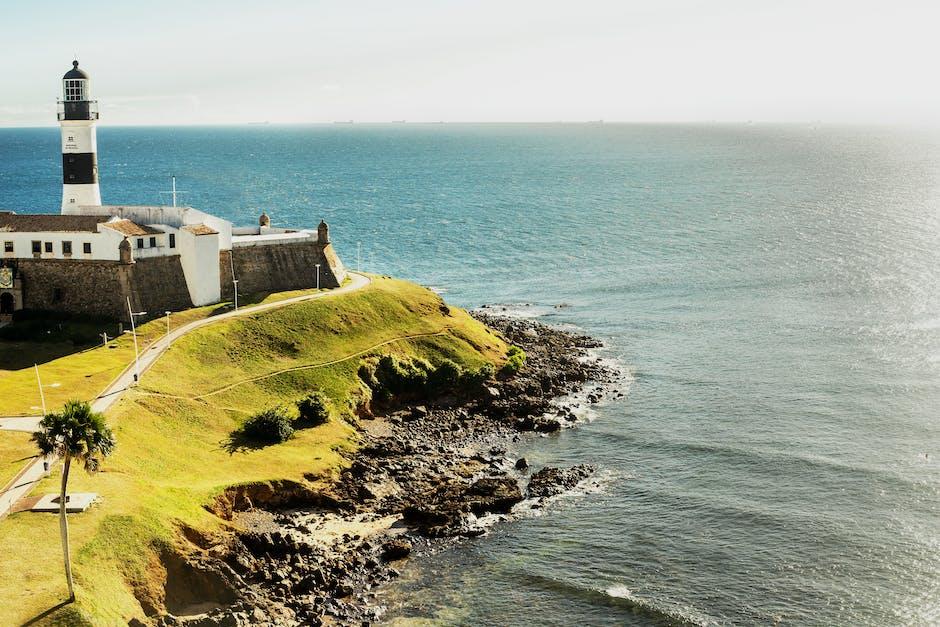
(59, 454), (75, 602)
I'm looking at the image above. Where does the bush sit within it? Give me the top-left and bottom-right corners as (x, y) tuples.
(374, 355), (431, 396)
(428, 358), (463, 393)
(297, 392), (330, 427)
(241, 407), (294, 443)
(500, 345), (526, 377)
(462, 362), (496, 388)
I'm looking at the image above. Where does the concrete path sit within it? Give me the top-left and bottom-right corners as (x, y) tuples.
(0, 417), (42, 433)
(0, 273), (371, 518)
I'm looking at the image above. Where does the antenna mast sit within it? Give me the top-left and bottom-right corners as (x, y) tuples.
(159, 176), (187, 207)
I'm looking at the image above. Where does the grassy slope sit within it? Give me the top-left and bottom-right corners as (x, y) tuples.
(0, 287), (329, 417)
(0, 277), (507, 626)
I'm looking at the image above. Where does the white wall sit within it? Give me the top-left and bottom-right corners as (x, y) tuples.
(70, 206), (234, 250)
(232, 230), (315, 248)
(0, 228), (123, 261)
(177, 230), (221, 306)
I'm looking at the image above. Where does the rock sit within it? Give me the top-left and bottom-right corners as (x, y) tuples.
(526, 465), (596, 498)
(467, 477), (523, 514)
(380, 539), (412, 561)
(534, 418), (561, 433)
(515, 457), (529, 470)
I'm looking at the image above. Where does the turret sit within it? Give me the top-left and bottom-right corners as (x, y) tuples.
(119, 237), (133, 264)
(317, 220), (330, 245)
(259, 211), (271, 227)
(59, 60), (102, 212)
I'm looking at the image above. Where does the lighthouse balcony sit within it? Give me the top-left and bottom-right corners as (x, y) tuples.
(57, 99), (99, 121)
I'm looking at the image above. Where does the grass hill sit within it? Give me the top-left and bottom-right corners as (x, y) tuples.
(0, 276), (508, 626)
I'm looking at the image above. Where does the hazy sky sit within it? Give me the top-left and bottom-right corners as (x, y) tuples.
(1, 0), (937, 126)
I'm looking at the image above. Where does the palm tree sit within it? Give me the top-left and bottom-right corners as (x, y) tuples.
(32, 400), (115, 602)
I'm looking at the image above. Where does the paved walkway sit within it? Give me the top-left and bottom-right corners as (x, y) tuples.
(0, 417), (42, 433)
(0, 273), (371, 518)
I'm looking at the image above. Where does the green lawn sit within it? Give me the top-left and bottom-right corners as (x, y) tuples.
(0, 431), (38, 490)
(0, 286), (331, 417)
(0, 277), (507, 626)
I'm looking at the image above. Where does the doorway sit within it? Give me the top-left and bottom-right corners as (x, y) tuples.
(0, 292), (14, 315)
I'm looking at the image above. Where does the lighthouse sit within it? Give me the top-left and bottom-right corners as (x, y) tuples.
(59, 60), (101, 211)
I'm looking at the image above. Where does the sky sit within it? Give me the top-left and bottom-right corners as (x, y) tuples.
(0, 0), (938, 126)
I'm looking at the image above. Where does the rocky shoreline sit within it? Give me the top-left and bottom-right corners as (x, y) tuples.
(155, 313), (621, 627)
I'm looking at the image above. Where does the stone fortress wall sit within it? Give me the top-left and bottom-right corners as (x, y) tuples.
(13, 236), (346, 322)
(14, 256), (193, 320)
(220, 239), (346, 301)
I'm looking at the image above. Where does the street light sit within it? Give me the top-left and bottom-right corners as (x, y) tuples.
(164, 311), (171, 343)
(315, 263), (321, 290)
(126, 297), (147, 383)
(232, 279), (240, 311)
(35, 364), (47, 416)
(33, 365), (61, 416)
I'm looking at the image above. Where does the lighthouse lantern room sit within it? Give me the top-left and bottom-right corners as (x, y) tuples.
(59, 60), (101, 211)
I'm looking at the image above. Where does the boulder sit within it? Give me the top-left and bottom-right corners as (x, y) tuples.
(526, 465), (595, 498)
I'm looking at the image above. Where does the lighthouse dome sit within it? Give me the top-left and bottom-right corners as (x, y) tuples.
(63, 61), (89, 80)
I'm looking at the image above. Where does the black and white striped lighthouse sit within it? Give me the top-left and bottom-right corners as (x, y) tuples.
(58, 60), (101, 211)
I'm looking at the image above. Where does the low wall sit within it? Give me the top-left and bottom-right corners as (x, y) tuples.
(16, 257), (193, 322)
(220, 240), (346, 300)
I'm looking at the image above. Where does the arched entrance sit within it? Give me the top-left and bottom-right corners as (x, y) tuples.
(0, 292), (13, 315)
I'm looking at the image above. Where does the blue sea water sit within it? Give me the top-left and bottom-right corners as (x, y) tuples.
(1, 123), (939, 625)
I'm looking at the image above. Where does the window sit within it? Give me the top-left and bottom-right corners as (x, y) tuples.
(136, 238), (144, 249)
(62, 241), (72, 255)
(67, 136), (74, 142)
(83, 242), (92, 254)
(69, 198), (76, 204)
(52, 288), (63, 303)
(169, 234), (176, 249)
(3, 242), (12, 253)
(32, 241), (41, 254)
(64, 79), (85, 101)
(149, 236), (157, 248)
(44, 242), (52, 253)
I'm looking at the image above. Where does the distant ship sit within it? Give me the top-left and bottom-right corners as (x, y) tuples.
(333, 120), (355, 124)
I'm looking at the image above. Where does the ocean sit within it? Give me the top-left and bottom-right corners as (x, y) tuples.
(1, 123), (938, 625)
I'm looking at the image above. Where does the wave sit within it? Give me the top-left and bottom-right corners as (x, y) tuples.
(516, 571), (713, 626)
(472, 302), (555, 319)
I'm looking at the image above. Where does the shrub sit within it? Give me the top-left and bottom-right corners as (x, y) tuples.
(241, 407), (294, 443)
(500, 345), (526, 377)
(428, 358), (463, 393)
(297, 392), (330, 427)
(374, 355), (431, 396)
(462, 362), (496, 388)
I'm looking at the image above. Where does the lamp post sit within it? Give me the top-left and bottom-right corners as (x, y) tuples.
(233, 279), (239, 311)
(126, 297), (147, 383)
(164, 311), (171, 343)
(35, 364), (47, 417)
(315, 264), (320, 290)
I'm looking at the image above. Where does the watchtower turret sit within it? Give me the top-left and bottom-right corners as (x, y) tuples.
(119, 237), (133, 264)
(317, 220), (330, 245)
(59, 60), (101, 212)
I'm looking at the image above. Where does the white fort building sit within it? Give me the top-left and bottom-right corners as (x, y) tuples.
(0, 61), (346, 322)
